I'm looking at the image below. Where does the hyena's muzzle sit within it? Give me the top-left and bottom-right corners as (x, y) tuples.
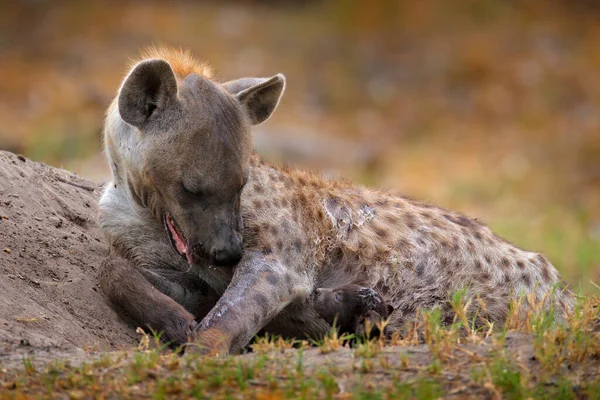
(164, 203), (243, 267)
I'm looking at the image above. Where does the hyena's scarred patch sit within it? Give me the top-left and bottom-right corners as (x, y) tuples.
(99, 47), (574, 355)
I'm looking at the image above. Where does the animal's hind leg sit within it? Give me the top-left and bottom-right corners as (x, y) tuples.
(99, 255), (197, 346)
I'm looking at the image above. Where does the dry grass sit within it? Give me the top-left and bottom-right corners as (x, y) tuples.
(1, 295), (598, 399)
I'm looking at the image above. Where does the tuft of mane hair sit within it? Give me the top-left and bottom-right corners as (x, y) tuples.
(130, 47), (213, 80)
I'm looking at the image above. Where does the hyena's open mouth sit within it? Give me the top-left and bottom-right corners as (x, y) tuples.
(164, 214), (193, 265)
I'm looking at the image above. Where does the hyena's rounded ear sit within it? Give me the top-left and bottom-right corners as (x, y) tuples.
(222, 74), (286, 125)
(118, 59), (178, 129)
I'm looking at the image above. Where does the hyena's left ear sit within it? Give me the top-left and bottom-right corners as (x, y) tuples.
(222, 74), (285, 125)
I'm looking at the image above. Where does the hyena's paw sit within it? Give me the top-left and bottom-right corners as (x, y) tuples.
(185, 327), (232, 357)
(161, 311), (198, 348)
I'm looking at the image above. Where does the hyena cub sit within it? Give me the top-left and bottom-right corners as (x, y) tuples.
(314, 284), (393, 337)
(99, 48), (573, 356)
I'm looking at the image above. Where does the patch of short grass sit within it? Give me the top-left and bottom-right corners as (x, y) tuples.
(2, 295), (597, 399)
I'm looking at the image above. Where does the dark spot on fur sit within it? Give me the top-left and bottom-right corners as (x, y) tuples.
(404, 213), (417, 229)
(504, 274), (511, 284)
(253, 184), (264, 194)
(276, 240), (283, 251)
(281, 198), (289, 207)
(266, 274), (280, 286)
(536, 254), (548, 266)
(420, 211), (432, 220)
(451, 240), (460, 251)
(440, 257), (450, 269)
(516, 260), (525, 270)
(290, 198), (299, 213)
(444, 213), (479, 229)
(269, 225), (278, 236)
(416, 237), (426, 246)
(501, 258), (510, 269)
(415, 261), (425, 276)
(521, 273), (532, 287)
(254, 294), (270, 314)
(293, 239), (302, 252)
(262, 247), (272, 255)
(298, 192), (307, 204)
(478, 272), (491, 282)
(298, 176), (307, 185)
(397, 238), (410, 249)
(284, 273), (292, 288)
(473, 231), (482, 240)
(439, 240), (450, 249)
(385, 214), (400, 224)
(474, 260), (482, 269)
(273, 198), (280, 208)
(484, 254), (492, 264)
(374, 226), (388, 239)
(253, 199), (263, 210)
(537, 255), (551, 281)
(541, 264), (551, 282)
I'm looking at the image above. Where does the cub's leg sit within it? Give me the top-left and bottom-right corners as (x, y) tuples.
(99, 255), (205, 346)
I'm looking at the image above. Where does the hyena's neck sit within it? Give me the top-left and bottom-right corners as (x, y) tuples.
(103, 103), (162, 220)
(104, 102), (141, 184)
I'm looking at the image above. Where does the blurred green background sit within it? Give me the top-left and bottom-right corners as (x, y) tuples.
(0, 0), (598, 292)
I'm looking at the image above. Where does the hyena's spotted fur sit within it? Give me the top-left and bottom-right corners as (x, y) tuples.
(99, 48), (573, 355)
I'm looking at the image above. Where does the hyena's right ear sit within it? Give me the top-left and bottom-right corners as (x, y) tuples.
(118, 59), (178, 128)
(222, 74), (285, 125)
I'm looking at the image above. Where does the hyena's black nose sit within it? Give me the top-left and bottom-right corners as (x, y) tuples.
(212, 245), (243, 267)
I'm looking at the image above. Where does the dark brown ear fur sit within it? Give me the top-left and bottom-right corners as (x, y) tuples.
(118, 59), (178, 128)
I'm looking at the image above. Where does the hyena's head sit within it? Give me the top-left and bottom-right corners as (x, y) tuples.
(117, 58), (285, 267)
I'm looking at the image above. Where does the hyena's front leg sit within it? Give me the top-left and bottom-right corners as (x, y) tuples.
(191, 251), (312, 355)
(99, 255), (197, 346)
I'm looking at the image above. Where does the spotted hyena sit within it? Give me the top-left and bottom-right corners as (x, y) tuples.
(99, 48), (573, 355)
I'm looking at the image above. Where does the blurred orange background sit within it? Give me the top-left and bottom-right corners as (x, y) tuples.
(0, 0), (598, 292)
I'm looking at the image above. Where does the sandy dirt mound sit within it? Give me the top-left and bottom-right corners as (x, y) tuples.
(0, 151), (137, 365)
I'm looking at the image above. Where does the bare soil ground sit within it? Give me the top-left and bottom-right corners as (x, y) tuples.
(0, 150), (137, 370)
(0, 151), (598, 398)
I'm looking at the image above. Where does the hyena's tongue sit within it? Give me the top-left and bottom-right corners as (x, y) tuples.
(166, 215), (192, 264)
